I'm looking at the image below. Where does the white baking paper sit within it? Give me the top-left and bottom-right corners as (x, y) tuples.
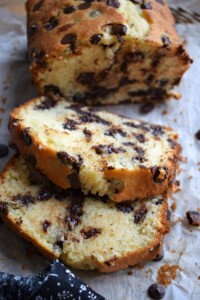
(0, 1), (199, 299)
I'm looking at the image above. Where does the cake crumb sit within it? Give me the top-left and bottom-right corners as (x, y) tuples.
(157, 264), (182, 286)
(170, 202), (176, 211)
(127, 270), (133, 276)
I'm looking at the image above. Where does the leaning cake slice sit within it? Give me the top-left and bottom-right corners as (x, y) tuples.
(0, 157), (169, 272)
(9, 97), (178, 202)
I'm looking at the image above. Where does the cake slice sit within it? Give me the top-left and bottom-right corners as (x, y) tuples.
(0, 157), (170, 272)
(9, 97), (178, 202)
(26, 0), (191, 105)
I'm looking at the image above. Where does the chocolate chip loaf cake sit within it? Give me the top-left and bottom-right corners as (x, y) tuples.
(9, 97), (178, 202)
(0, 157), (170, 272)
(26, 0), (191, 105)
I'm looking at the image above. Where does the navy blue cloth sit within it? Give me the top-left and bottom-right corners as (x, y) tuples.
(0, 260), (105, 300)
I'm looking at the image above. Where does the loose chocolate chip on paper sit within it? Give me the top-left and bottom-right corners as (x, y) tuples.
(148, 283), (165, 299)
(107, 0), (120, 8)
(140, 102), (155, 114)
(0, 144), (9, 158)
(195, 130), (200, 140)
(186, 211), (200, 226)
(90, 34), (103, 45)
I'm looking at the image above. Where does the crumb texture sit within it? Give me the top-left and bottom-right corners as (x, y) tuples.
(0, 157), (169, 272)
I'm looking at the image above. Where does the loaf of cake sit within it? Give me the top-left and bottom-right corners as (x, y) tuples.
(26, 0), (191, 105)
(9, 97), (178, 202)
(0, 157), (170, 272)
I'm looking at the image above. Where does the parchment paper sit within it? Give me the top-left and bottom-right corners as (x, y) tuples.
(0, 1), (200, 299)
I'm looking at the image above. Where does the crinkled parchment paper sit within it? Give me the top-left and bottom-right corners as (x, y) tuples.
(0, 1), (199, 299)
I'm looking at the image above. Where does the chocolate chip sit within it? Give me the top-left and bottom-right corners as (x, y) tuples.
(116, 203), (133, 213)
(35, 97), (58, 110)
(195, 130), (200, 140)
(63, 119), (79, 130)
(66, 199), (83, 231)
(28, 170), (45, 185)
(125, 51), (145, 62)
(68, 172), (81, 189)
(77, 72), (95, 86)
(186, 211), (200, 226)
(29, 49), (46, 67)
(90, 34), (103, 45)
(140, 102), (155, 114)
(33, 0), (44, 12)
(133, 156), (146, 163)
(61, 33), (77, 51)
(21, 128), (32, 146)
(79, 112), (111, 126)
(57, 152), (83, 170)
(38, 189), (52, 201)
(78, 2), (91, 10)
(151, 167), (168, 183)
(104, 127), (127, 138)
(63, 6), (77, 14)
(55, 240), (63, 250)
(159, 79), (168, 87)
(166, 209), (171, 221)
(44, 17), (59, 31)
(123, 142), (135, 146)
(155, 199), (163, 205)
(13, 193), (35, 205)
(119, 77), (137, 86)
(93, 144), (126, 155)
(145, 74), (154, 85)
(28, 24), (38, 37)
(81, 227), (101, 239)
(167, 138), (177, 149)
(83, 128), (92, 142)
(148, 283), (165, 299)
(107, 0), (120, 8)
(44, 85), (63, 97)
(25, 154), (37, 167)
(0, 203), (8, 216)
(134, 208), (147, 224)
(109, 24), (127, 42)
(134, 147), (145, 156)
(0, 144), (9, 158)
(153, 249), (164, 261)
(161, 35), (172, 49)
(135, 134), (145, 143)
(42, 220), (51, 232)
(151, 125), (164, 136)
